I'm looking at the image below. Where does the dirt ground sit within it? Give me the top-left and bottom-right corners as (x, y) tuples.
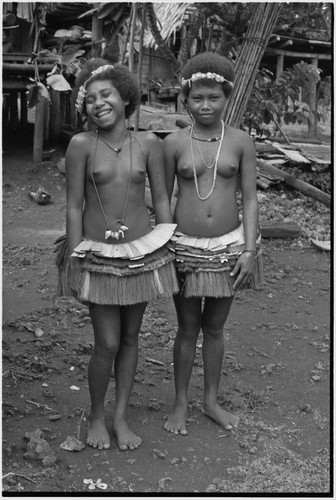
(2, 133), (331, 495)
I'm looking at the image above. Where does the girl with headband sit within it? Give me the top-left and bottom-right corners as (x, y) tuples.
(58, 59), (178, 451)
(163, 52), (263, 435)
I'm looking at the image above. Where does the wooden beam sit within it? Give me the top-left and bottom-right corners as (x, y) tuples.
(2, 63), (54, 73)
(265, 47), (331, 60)
(279, 39), (293, 48)
(3, 81), (28, 90)
(268, 35), (280, 46)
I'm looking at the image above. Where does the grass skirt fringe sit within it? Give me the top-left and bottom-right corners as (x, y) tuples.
(173, 223), (263, 298)
(54, 235), (77, 297)
(79, 259), (177, 305)
(54, 235), (179, 305)
(178, 251), (263, 298)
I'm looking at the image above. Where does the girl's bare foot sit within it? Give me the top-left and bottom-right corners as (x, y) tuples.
(202, 403), (239, 430)
(164, 404), (188, 435)
(87, 416), (111, 449)
(113, 417), (142, 451)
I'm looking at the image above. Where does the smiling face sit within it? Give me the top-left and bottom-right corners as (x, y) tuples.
(85, 79), (129, 129)
(186, 81), (227, 129)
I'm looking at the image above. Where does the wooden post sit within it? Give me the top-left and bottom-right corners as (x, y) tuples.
(276, 53), (284, 82)
(50, 88), (61, 143)
(135, 4), (146, 130)
(43, 96), (50, 144)
(20, 90), (27, 130)
(129, 3), (138, 73)
(307, 57), (318, 139)
(33, 96), (46, 163)
(9, 91), (19, 130)
(3, 93), (10, 129)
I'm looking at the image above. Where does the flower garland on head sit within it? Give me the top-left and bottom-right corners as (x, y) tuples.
(181, 72), (234, 88)
(75, 64), (115, 114)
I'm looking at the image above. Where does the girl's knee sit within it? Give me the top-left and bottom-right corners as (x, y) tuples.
(120, 329), (139, 348)
(94, 338), (119, 358)
(177, 322), (201, 341)
(202, 322), (223, 339)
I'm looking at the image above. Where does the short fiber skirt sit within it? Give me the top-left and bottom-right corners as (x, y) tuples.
(172, 222), (263, 298)
(54, 224), (179, 305)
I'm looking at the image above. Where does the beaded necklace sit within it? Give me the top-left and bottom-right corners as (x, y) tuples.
(191, 120), (224, 169)
(190, 120), (225, 200)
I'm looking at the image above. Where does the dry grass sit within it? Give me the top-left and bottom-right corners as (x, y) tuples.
(206, 445), (330, 493)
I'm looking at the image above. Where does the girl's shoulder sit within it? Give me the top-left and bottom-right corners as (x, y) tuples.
(69, 130), (96, 149)
(131, 130), (161, 157)
(163, 127), (189, 146)
(225, 125), (254, 145)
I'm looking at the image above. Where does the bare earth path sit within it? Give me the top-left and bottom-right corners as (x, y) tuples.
(2, 143), (331, 494)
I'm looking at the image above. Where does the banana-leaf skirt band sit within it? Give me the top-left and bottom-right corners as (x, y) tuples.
(171, 222), (263, 298)
(54, 223), (179, 305)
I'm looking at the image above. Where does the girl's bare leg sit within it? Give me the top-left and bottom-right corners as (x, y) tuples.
(202, 296), (239, 430)
(87, 304), (121, 449)
(164, 295), (202, 435)
(113, 302), (147, 451)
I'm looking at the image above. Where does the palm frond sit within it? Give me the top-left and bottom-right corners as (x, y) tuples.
(143, 3), (195, 48)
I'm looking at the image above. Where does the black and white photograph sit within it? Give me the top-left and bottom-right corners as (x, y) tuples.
(2, 1), (332, 495)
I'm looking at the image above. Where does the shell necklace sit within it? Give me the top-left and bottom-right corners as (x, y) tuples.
(190, 120), (225, 200)
(97, 130), (128, 156)
(91, 130), (132, 240)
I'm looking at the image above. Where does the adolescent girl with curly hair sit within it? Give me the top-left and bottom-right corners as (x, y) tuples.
(59, 59), (178, 451)
(163, 52), (263, 435)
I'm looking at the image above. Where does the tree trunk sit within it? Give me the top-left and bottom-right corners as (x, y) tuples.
(128, 3), (137, 73)
(224, 3), (283, 128)
(146, 3), (180, 76)
(177, 11), (203, 69)
(134, 4), (146, 130)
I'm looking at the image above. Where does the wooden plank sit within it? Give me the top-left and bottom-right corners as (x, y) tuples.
(265, 47), (331, 59)
(261, 221), (301, 238)
(257, 159), (330, 207)
(272, 142), (311, 163)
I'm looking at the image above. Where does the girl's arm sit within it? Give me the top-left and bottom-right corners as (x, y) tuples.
(162, 132), (178, 203)
(240, 133), (259, 251)
(65, 134), (88, 253)
(145, 132), (173, 224)
(231, 133), (259, 289)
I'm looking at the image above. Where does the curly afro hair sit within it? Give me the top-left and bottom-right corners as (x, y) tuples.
(181, 52), (235, 99)
(75, 58), (140, 118)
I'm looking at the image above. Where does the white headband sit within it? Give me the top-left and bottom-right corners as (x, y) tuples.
(181, 72), (234, 88)
(75, 64), (115, 114)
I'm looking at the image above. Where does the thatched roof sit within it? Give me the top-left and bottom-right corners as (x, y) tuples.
(143, 3), (196, 48)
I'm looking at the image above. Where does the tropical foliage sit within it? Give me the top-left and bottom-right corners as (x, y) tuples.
(242, 61), (329, 137)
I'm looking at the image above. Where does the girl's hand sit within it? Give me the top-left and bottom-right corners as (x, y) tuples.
(230, 252), (256, 290)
